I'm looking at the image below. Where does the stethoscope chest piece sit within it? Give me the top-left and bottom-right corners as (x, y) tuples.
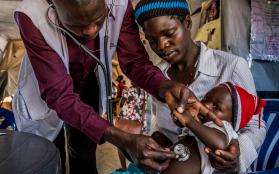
(173, 144), (190, 162)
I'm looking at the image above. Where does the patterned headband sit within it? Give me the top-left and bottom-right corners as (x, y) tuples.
(135, 0), (189, 26)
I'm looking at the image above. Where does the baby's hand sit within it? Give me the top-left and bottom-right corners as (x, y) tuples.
(186, 98), (223, 127)
(176, 96), (203, 125)
(174, 91), (223, 127)
(172, 110), (195, 127)
(176, 89), (197, 113)
(184, 96), (201, 122)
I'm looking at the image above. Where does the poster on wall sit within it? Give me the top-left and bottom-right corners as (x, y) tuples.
(193, 0), (222, 50)
(250, 0), (279, 61)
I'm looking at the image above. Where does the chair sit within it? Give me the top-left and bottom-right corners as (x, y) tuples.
(250, 99), (279, 173)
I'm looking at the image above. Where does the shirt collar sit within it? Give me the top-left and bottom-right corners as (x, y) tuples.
(196, 42), (220, 77)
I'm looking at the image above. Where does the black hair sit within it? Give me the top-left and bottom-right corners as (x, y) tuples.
(52, 0), (93, 6)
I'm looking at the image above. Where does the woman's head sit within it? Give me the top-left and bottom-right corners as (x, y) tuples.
(135, 0), (194, 65)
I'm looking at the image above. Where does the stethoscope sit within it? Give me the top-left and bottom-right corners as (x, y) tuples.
(46, 2), (114, 123)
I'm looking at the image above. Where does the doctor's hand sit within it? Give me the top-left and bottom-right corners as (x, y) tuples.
(124, 134), (177, 172)
(104, 126), (176, 172)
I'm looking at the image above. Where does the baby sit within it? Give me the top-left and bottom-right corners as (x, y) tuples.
(153, 82), (266, 174)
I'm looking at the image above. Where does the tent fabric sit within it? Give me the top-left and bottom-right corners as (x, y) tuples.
(0, 39), (25, 98)
(221, 0), (279, 92)
(0, 71), (7, 100)
(222, 0), (251, 59)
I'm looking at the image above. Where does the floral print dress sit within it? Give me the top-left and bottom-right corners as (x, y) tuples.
(119, 86), (148, 133)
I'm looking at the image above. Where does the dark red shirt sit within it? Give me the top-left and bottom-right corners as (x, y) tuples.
(117, 82), (126, 98)
(15, 1), (166, 143)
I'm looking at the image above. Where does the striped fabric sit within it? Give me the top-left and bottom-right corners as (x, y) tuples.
(134, 0), (189, 26)
(251, 99), (279, 172)
(135, 1), (188, 19)
(153, 42), (266, 173)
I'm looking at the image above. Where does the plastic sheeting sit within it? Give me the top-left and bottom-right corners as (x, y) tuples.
(251, 60), (279, 93)
(250, 0), (279, 62)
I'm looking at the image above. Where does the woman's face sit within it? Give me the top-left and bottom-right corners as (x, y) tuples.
(143, 16), (192, 64)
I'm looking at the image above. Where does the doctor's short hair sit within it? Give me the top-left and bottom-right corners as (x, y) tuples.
(52, 0), (99, 6)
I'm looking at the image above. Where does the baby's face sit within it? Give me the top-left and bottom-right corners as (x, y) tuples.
(201, 86), (232, 123)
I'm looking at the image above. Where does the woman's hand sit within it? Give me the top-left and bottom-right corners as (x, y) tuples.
(205, 139), (240, 172)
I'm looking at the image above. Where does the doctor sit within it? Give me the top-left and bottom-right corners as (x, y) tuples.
(13, 0), (219, 173)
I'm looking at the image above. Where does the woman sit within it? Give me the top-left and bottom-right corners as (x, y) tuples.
(134, 0), (266, 173)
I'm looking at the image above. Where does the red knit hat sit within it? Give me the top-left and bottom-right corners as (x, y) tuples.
(220, 82), (266, 131)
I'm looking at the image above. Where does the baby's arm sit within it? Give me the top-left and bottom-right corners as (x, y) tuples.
(173, 110), (229, 151)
